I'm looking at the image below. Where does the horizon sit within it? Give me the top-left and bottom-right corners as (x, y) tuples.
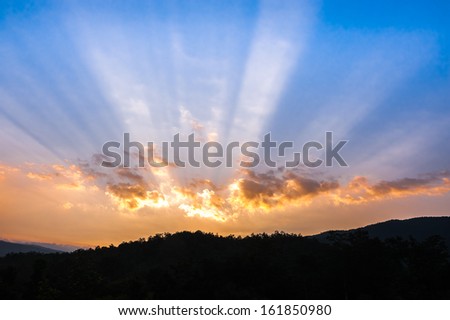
(1, 0), (450, 247)
(1, 215), (449, 250)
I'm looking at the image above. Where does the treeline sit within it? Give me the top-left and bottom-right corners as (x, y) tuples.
(0, 231), (449, 299)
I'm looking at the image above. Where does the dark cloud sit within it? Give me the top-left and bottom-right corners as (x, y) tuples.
(369, 171), (450, 195)
(236, 169), (340, 207)
(115, 168), (145, 184)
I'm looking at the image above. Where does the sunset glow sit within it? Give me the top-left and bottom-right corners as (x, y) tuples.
(0, 0), (449, 247)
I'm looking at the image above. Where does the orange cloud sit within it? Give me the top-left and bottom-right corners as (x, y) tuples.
(3, 160), (450, 223)
(332, 173), (450, 204)
(100, 168), (450, 220)
(1, 160), (450, 247)
(106, 183), (168, 210)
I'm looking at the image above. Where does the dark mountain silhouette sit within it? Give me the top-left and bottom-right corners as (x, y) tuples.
(313, 216), (450, 245)
(0, 240), (61, 257)
(17, 242), (81, 253)
(0, 216), (449, 299)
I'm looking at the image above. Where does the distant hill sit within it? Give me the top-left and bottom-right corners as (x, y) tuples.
(0, 240), (61, 257)
(15, 241), (81, 253)
(312, 216), (450, 244)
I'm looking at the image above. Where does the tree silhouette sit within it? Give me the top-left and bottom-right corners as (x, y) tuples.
(0, 231), (449, 299)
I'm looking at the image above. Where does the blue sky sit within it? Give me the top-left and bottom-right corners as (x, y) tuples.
(0, 0), (449, 245)
(1, 1), (449, 173)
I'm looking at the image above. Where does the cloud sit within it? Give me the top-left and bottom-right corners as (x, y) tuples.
(115, 167), (146, 184)
(107, 187), (167, 210)
(93, 166), (450, 219)
(333, 172), (450, 204)
(4, 160), (450, 222)
(62, 202), (74, 210)
(26, 172), (54, 181)
(0, 164), (19, 181)
(1, 160), (450, 247)
(229, 169), (339, 210)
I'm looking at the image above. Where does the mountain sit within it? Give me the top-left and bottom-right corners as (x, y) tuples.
(0, 240), (61, 257)
(13, 241), (81, 253)
(312, 216), (450, 244)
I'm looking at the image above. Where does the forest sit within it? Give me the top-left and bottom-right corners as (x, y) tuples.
(1, 229), (449, 299)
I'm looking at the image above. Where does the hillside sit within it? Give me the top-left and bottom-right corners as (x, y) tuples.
(313, 216), (450, 244)
(0, 241), (61, 257)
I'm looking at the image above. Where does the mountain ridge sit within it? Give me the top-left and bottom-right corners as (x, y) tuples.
(1, 215), (450, 299)
(311, 216), (450, 244)
(1, 216), (449, 257)
(0, 240), (61, 257)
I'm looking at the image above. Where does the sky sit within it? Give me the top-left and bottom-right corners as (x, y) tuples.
(0, 0), (449, 247)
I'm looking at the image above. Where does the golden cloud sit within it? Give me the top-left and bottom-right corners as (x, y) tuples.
(3, 160), (450, 222)
(332, 172), (450, 205)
